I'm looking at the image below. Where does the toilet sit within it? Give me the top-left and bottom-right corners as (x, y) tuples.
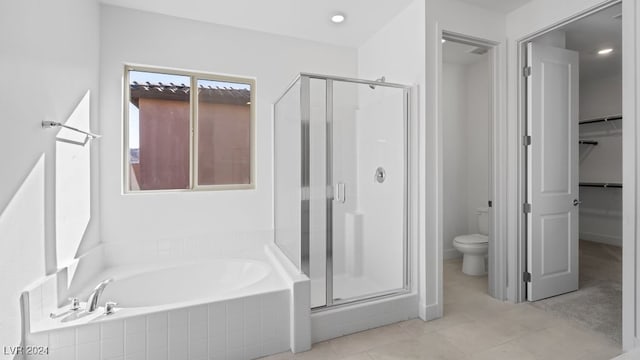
(453, 207), (489, 276)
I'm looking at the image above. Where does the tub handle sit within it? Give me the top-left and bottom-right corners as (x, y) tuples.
(68, 297), (81, 311)
(335, 183), (346, 203)
(105, 301), (117, 315)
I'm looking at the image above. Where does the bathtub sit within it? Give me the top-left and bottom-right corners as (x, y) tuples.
(99, 259), (274, 308)
(24, 247), (292, 360)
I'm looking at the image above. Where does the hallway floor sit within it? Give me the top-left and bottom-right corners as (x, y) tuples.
(262, 257), (622, 360)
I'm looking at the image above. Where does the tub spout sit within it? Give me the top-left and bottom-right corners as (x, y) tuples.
(86, 278), (113, 312)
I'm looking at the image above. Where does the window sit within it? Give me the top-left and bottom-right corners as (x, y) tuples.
(124, 66), (255, 192)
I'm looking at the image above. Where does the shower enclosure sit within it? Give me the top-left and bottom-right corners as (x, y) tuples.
(274, 73), (410, 310)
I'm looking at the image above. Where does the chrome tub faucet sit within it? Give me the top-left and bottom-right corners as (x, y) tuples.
(87, 278), (113, 312)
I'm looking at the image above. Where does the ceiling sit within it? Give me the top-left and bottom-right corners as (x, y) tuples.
(99, 0), (538, 48)
(99, 0), (415, 47)
(563, 3), (622, 82)
(457, 0), (532, 13)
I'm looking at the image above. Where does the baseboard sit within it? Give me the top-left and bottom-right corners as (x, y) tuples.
(311, 293), (418, 343)
(444, 248), (461, 260)
(579, 232), (622, 247)
(419, 301), (442, 321)
(612, 347), (640, 359)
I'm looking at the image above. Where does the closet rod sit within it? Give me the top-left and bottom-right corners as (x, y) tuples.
(579, 115), (622, 125)
(579, 182), (622, 188)
(578, 140), (598, 145)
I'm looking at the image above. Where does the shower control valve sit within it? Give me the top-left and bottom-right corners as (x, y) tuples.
(375, 167), (386, 183)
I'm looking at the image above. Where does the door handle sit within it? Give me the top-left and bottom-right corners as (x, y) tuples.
(335, 183), (346, 203)
(573, 199), (582, 206)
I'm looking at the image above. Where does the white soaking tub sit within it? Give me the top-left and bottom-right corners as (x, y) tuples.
(99, 259), (272, 308)
(24, 248), (292, 360)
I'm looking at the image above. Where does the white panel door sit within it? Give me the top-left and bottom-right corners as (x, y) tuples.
(526, 42), (579, 301)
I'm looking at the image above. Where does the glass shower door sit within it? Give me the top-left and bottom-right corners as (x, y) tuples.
(327, 79), (408, 305)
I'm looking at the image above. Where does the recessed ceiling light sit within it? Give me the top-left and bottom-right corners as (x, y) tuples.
(598, 48), (614, 55)
(441, 39), (446, 43)
(331, 13), (345, 24)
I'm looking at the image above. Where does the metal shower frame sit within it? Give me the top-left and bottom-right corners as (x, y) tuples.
(275, 72), (413, 310)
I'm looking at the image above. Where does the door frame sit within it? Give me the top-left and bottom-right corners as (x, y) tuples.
(514, 0), (639, 350)
(439, 31), (506, 300)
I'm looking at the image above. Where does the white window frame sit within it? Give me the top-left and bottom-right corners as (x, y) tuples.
(123, 64), (256, 193)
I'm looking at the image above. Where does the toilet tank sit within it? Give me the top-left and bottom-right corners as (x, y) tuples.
(476, 207), (489, 235)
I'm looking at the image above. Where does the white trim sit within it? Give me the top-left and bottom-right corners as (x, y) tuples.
(621, 0), (638, 351)
(419, 301), (442, 321)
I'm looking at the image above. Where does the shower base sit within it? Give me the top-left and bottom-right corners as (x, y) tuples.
(310, 274), (388, 308)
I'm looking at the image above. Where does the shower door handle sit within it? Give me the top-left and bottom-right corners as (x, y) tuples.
(335, 183), (346, 203)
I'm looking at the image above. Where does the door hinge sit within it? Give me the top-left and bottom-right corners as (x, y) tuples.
(523, 203), (531, 213)
(523, 135), (531, 146)
(523, 272), (532, 282)
(488, 200), (493, 208)
(523, 66), (532, 77)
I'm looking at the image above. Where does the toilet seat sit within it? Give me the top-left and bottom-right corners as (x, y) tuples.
(454, 234), (488, 245)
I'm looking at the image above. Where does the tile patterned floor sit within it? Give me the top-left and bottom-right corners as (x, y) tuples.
(262, 258), (622, 360)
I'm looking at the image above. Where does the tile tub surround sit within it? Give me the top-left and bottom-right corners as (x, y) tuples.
(22, 244), (294, 360)
(25, 291), (290, 360)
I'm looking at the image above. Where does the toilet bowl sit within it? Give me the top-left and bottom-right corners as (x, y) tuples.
(453, 207), (489, 276)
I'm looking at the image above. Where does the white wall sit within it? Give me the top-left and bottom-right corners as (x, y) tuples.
(579, 73), (623, 246)
(357, 0), (425, 302)
(99, 6), (357, 257)
(442, 63), (469, 258)
(466, 58), (491, 233)
(0, 0), (101, 355)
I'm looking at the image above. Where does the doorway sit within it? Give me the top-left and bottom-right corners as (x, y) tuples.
(441, 34), (495, 298)
(522, 2), (623, 343)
